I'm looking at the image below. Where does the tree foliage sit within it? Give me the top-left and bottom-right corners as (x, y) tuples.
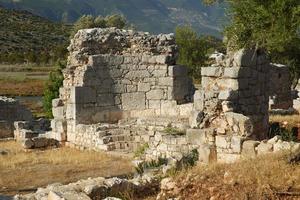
(203, 0), (300, 84)
(71, 14), (127, 37)
(43, 60), (66, 118)
(175, 26), (225, 81)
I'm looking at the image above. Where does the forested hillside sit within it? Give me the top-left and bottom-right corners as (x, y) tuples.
(0, 0), (226, 36)
(0, 7), (70, 63)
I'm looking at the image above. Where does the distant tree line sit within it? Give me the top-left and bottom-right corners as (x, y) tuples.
(0, 14), (127, 66)
(0, 44), (68, 65)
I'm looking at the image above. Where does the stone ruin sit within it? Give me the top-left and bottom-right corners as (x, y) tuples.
(269, 63), (293, 110)
(293, 81), (300, 112)
(47, 28), (299, 163)
(0, 96), (32, 138)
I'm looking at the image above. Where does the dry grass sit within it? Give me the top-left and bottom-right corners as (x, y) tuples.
(0, 141), (134, 195)
(0, 79), (45, 96)
(270, 114), (300, 127)
(173, 153), (300, 200)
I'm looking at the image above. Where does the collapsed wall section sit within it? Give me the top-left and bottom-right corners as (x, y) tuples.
(198, 49), (270, 140)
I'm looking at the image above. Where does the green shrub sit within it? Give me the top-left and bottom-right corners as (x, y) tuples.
(134, 143), (149, 158)
(43, 60), (66, 118)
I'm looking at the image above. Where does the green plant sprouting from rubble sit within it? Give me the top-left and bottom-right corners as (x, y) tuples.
(135, 157), (168, 175)
(135, 149), (199, 176)
(134, 143), (149, 158)
(164, 124), (186, 136)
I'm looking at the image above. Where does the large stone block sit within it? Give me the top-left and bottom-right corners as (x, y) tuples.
(96, 94), (115, 106)
(242, 140), (260, 157)
(186, 128), (208, 145)
(168, 65), (188, 77)
(122, 92), (146, 110)
(138, 83), (151, 92)
(70, 86), (96, 104)
(198, 144), (216, 164)
(146, 89), (164, 100)
(233, 48), (258, 67)
(52, 106), (64, 120)
(257, 142), (273, 155)
(201, 67), (223, 77)
(215, 135), (231, 149)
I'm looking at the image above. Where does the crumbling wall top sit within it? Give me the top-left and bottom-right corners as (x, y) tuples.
(68, 28), (177, 57)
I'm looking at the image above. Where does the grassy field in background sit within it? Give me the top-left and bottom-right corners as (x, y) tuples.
(0, 141), (134, 195)
(0, 64), (50, 96)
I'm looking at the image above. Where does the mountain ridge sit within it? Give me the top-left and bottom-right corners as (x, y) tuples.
(0, 0), (226, 36)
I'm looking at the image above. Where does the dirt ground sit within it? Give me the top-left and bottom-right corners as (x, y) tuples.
(0, 141), (134, 196)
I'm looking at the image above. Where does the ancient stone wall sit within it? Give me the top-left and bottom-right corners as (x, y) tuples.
(0, 96), (32, 138)
(197, 49), (270, 140)
(293, 80), (300, 112)
(51, 28), (194, 145)
(269, 64), (293, 110)
(49, 28), (299, 164)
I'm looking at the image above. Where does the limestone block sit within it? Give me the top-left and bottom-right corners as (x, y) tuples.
(231, 136), (244, 153)
(96, 94), (115, 106)
(267, 135), (282, 144)
(70, 86), (96, 104)
(217, 153), (240, 163)
(138, 83), (150, 92)
(201, 67), (223, 77)
(125, 70), (151, 80)
(216, 135), (231, 149)
(158, 77), (174, 86)
(52, 98), (64, 107)
(168, 65), (188, 77)
(273, 140), (300, 152)
(52, 106), (64, 120)
(257, 142), (273, 155)
(65, 104), (76, 121)
(242, 140), (260, 157)
(189, 111), (204, 128)
(218, 90), (238, 100)
(223, 67), (251, 78)
(179, 103), (193, 116)
(232, 48), (258, 67)
(160, 101), (179, 116)
(198, 144), (216, 164)
(216, 79), (239, 90)
(186, 128), (209, 145)
(113, 84), (126, 93)
(156, 55), (168, 64)
(146, 89), (164, 100)
(151, 70), (167, 77)
(148, 100), (161, 109)
(225, 112), (253, 136)
(122, 92), (146, 110)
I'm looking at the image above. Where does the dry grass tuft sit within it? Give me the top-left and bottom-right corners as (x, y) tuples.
(0, 141), (133, 195)
(174, 153), (300, 200)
